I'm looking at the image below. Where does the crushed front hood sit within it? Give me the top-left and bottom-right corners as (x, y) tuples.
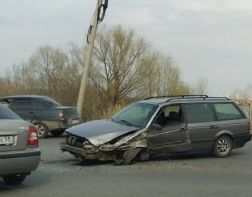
(66, 119), (139, 146)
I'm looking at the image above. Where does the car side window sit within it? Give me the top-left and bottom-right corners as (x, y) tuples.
(10, 99), (32, 110)
(183, 103), (215, 123)
(32, 99), (48, 109)
(154, 105), (183, 127)
(41, 101), (55, 108)
(213, 103), (243, 120)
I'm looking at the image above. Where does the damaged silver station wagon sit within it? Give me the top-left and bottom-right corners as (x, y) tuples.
(60, 95), (251, 164)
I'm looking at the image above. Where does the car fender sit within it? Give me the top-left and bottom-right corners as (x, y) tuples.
(215, 130), (234, 139)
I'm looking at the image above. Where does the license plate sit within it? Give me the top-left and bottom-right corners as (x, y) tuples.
(72, 119), (80, 125)
(0, 136), (15, 146)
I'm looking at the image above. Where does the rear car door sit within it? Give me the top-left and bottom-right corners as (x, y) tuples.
(31, 98), (53, 121)
(183, 103), (218, 152)
(147, 104), (192, 154)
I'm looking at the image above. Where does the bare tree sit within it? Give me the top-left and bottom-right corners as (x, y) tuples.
(0, 25), (202, 121)
(190, 78), (208, 95)
(138, 52), (190, 97)
(92, 25), (149, 106)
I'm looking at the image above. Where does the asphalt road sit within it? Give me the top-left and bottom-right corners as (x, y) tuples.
(1, 137), (252, 197)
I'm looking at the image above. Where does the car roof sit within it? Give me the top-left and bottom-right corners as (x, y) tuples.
(0, 95), (49, 100)
(139, 95), (232, 106)
(139, 98), (169, 105)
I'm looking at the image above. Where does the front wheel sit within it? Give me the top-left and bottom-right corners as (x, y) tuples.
(213, 135), (232, 157)
(137, 150), (150, 162)
(3, 175), (26, 185)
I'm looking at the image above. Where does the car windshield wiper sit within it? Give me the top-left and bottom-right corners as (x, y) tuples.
(120, 119), (136, 127)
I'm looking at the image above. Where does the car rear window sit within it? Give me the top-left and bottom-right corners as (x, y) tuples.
(42, 97), (61, 107)
(213, 103), (243, 120)
(184, 103), (215, 123)
(0, 105), (21, 119)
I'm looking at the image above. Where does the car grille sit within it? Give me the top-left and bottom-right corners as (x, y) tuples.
(66, 135), (87, 148)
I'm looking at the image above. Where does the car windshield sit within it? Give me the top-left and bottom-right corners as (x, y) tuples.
(112, 103), (157, 128)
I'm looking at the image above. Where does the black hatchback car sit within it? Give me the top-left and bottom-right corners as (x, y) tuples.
(0, 95), (80, 138)
(61, 95), (251, 164)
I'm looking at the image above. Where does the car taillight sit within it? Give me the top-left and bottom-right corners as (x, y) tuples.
(27, 126), (38, 146)
(59, 112), (65, 120)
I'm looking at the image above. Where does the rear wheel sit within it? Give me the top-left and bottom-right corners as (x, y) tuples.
(213, 135), (232, 157)
(34, 122), (49, 139)
(51, 129), (65, 137)
(3, 175), (26, 185)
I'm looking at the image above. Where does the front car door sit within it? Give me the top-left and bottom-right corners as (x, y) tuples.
(147, 104), (192, 154)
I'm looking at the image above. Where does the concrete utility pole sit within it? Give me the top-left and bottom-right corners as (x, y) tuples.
(77, 0), (108, 120)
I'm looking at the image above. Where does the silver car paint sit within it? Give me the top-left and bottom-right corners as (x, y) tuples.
(66, 119), (139, 146)
(0, 118), (40, 177)
(0, 149), (40, 176)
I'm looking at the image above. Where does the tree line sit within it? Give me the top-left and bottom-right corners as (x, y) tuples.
(0, 25), (207, 121)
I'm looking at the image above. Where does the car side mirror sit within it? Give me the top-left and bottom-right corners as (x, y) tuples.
(150, 124), (162, 130)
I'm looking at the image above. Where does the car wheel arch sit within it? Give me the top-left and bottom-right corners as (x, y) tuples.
(214, 130), (234, 140)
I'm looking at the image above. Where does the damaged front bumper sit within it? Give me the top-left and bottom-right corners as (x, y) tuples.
(60, 142), (145, 164)
(60, 131), (148, 164)
(60, 142), (120, 161)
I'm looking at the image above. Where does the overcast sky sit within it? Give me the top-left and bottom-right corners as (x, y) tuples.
(0, 0), (252, 96)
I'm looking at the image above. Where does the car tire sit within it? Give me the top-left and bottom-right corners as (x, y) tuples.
(3, 175), (26, 185)
(213, 135), (233, 157)
(137, 150), (150, 162)
(51, 129), (65, 137)
(34, 122), (49, 139)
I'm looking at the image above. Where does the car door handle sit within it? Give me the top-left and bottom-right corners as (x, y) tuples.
(210, 125), (218, 129)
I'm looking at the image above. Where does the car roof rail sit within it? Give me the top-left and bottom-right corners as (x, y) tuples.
(144, 95), (230, 102)
(144, 95), (209, 100)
